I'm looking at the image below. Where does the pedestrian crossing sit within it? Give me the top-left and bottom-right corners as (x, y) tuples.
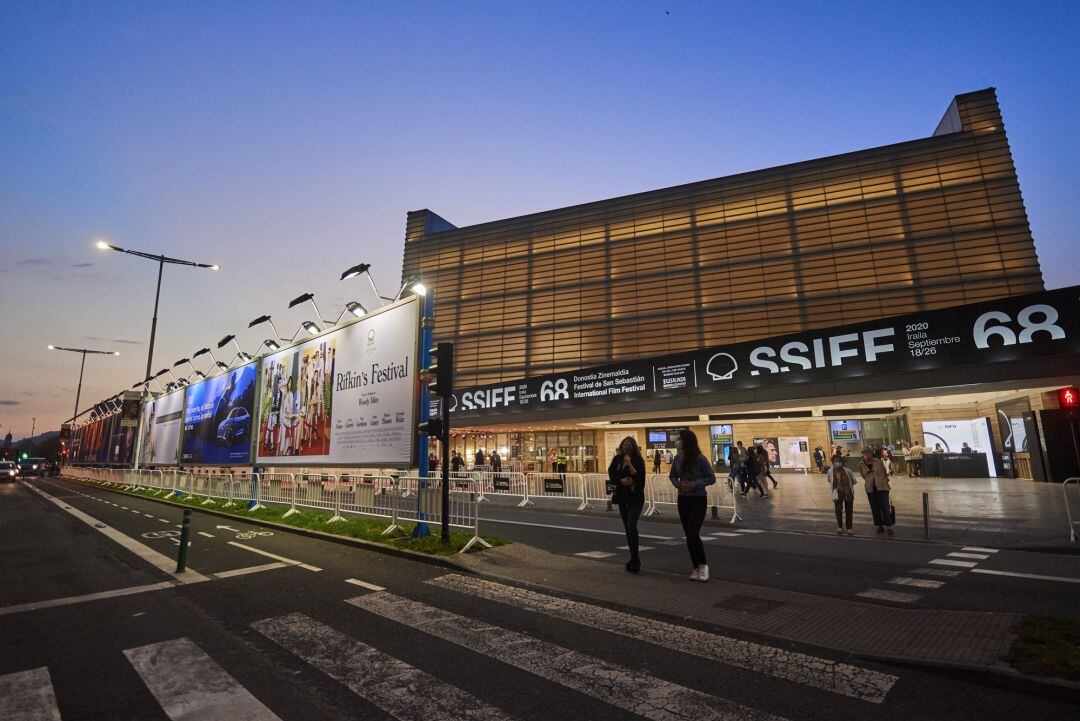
(856, 547), (999, 604)
(577, 527), (769, 558)
(2, 572), (897, 719)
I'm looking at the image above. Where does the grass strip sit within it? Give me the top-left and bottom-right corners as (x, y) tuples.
(114, 483), (506, 556)
(1004, 615), (1080, 682)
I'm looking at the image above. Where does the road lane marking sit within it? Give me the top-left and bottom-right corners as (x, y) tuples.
(971, 568), (1080, 584)
(254, 612), (515, 721)
(929, 558), (977, 568)
(0, 667), (62, 721)
(227, 542), (322, 571)
(158, 518), (170, 523)
(575, 551), (616, 559)
(731, 528), (765, 533)
(480, 516), (675, 540)
(198, 531), (215, 538)
(214, 563), (289, 579)
(616, 545), (653, 551)
(349, 592), (790, 721)
(125, 638), (281, 721)
(909, 567), (963, 578)
(947, 552), (990, 560)
(22, 481), (207, 582)
(856, 589), (921, 603)
(0, 581), (181, 617)
(708, 532), (741, 537)
(962, 546), (998, 553)
(144, 514), (155, 518)
(426, 573), (895, 703)
(887, 576), (945, 589)
(344, 578), (386, 591)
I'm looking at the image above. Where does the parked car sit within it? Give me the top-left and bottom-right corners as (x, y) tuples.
(17, 457), (44, 476)
(0, 462), (16, 481)
(216, 407), (251, 446)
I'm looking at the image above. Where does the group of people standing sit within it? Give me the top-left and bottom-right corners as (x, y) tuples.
(826, 446), (895, 535)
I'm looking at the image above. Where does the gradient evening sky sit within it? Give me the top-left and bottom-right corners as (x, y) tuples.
(2, 1), (1078, 437)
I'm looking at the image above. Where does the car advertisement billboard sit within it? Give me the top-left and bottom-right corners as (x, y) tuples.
(138, 390), (184, 466)
(181, 363), (257, 465)
(255, 297), (419, 467)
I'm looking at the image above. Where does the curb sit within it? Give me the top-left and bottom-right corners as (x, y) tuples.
(60, 476), (476, 573)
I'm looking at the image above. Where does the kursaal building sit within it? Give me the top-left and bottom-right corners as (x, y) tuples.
(401, 89), (1080, 483)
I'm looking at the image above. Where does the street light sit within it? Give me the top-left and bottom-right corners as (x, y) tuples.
(48, 345), (120, 422)
(340, 262), (391, 307)
(95, 239), (219, 392)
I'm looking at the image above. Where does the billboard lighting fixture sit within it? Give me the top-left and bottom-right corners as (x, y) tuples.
(289, 292), (331, 329)
(333, 301), (368, 324)
(217, 334), (236, 349)
(249, 315), (287, 341)
(394, 276), (427, 301)
(340, 262), (388, 307)
(214, 361), (230, 372)
(264, 339), (281, 352)
(301, 320), (320, 335)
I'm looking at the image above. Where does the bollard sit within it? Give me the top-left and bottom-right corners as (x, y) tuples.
(922, 491), (930, 539)
(176, 509), (192, 572)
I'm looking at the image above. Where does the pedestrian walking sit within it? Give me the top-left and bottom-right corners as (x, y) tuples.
(608, 436), (646, 574)
(669, 429), (716, 581)
(827, 455), (858, 535)
(758, 443), (778, 488)
(652, 449), (662, 474)
(491, 450), (502, 472)
(859, 447), (894, 535)
(813, 445), (825, 473)
(745, 447), (769, 498)
(451, 450), (464, 473)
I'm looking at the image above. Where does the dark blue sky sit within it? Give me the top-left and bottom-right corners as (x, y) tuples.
(2, 1), (1078, 433)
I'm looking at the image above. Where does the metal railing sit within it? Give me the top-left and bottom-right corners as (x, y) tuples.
(62, 467), (489, 553)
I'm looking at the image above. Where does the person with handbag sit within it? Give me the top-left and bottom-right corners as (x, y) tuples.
(826, 454), (858, 535)
(608, 436), (646, 574)
(859, 447), (894, 535)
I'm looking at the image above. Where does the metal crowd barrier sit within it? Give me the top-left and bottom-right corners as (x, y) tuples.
(1065, 477), (1080, 543)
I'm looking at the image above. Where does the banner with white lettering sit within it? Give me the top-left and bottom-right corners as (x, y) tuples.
(448, 285), (1080, 419)
(255, 297), (418, 466)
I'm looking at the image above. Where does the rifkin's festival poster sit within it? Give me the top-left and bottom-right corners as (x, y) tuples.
(255, 299), (418, 466)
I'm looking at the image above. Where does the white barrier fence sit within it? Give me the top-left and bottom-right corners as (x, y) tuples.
(63, 467), (489, 553)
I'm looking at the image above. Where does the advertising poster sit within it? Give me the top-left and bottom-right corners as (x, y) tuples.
(108, 415), (136, 465)
(139, 391), (184, 466)
(182, 364), (257, 464)
(753, 437), (780, 466)
(829, 420), (861, 442)
(778, 436), (811, 469)
(255, 297), (419, 467)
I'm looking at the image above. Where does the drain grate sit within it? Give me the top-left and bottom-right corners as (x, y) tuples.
(718, 594), (786, 614)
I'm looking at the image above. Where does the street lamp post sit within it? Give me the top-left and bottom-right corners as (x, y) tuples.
(96, 240), (218, 390)
(48, 345), (120, 421)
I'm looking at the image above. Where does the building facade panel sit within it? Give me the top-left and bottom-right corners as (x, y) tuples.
(402, 89), (1043, 388)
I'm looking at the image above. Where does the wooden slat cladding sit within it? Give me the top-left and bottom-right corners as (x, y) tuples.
(402, 89), (1043, 387)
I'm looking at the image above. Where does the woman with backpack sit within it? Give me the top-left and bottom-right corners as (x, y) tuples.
(669, 430), (716, 581)
(608, 436), (646, 574)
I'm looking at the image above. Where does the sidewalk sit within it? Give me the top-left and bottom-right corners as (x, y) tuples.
(456, 542), (1019, 668)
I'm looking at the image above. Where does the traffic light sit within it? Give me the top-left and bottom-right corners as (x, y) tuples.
(1059, 387), (1079, 408)
(427, 342), (454, 399)
(417, 417), (444, 438)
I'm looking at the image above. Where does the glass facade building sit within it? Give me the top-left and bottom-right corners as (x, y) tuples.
(401, 88), (1042, 390)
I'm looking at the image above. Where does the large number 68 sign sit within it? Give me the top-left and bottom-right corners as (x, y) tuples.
(973, 303), (1065, 348)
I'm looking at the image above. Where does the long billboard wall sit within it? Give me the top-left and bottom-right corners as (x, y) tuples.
(138, 390), (185, 466)
(181, 363), (258, 465)
(446, 284), (1080, 420)
(256, 297), (419, 467)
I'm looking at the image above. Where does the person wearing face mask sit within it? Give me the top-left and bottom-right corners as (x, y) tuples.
(859, 447), (894, 535)
(826, 454), (858, 535)
(669, 430), (716, 582)
(608, 436), (646, 574)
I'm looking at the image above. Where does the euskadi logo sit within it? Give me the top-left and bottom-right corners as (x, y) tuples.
(540, 378), (569, 401)
(705, 352), (738, 380)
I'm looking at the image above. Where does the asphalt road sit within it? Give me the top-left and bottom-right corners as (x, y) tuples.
(2, 475), (1077, 720)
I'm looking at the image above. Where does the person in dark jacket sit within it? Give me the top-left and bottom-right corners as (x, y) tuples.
(608, 436), (646, 574)
(669, 429), (716, 581)
(652, 449), (662, 474)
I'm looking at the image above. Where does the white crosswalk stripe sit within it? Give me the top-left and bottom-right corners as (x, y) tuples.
(856, 589), (921, 604)
(947, 552), (990, 560)
(930, 558), (977, 568)
(426, 573), (895, 703)
(887, 576), (945, 589)
(125, 637), (281, 720)
(0, 667), (61, 721)
(253, 612), (517, 721)
(348, 591), (790, 721)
